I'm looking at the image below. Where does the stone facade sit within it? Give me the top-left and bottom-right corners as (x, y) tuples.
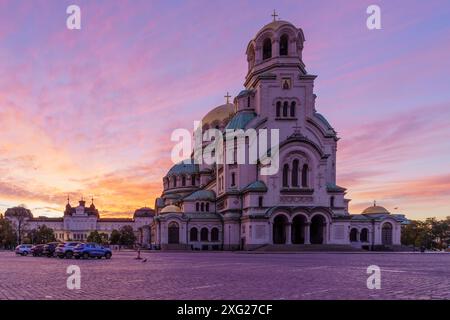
(151, 19), (408, 250)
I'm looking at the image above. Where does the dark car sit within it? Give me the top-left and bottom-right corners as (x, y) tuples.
(73, 243), (112, 259)
(43, 242), (60, 257)
(31, 244), (45, 256)
(55, 242), (82, 259)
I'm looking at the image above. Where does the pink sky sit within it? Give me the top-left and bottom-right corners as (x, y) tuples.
(0, 0), (449, 220)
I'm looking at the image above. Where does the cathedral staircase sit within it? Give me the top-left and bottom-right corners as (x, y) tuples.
(161, 244), (190, 251)
(252, 244), (364, 252)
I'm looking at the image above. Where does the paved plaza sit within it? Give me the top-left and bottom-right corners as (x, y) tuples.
(0, 251), (448, 300)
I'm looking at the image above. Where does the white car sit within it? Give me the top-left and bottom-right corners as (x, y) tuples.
(15, 244), (33, 256)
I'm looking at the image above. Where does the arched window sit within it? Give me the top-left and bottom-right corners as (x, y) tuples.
(201, 203), (204, 212)
(247, 96), (251, 108)
(231, 172), (236, 186)
(263, 38), (272, 60)
(172, 176), (177, 188)
(382, 223), (393, 245)
(191, 175), (196, 186)
(190, 227), (198, 241)
(276, 101), (281, 117)
(282, 164), (289, 187)
(280, 34), (289, 56)
(290, 102), (296, 117)
(302, 164), (308, 187)
(206, 203), (210, 212)
(292, 159), (299, 187)
(200, 228), (209, 241)
(211, 228), (219, 242)
(182, 176), (186, 186)
(283, 101), (288, 117)
(350, 228), (358, 242)
(330, 196), (335, 208)
(196, 203), (199, 211)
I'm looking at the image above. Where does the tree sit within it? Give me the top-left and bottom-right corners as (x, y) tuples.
(87, 231), (105, 244)
(402, 218), (450, 250)
(28, 225), (56, 244)
(0, 217), (16, 249)
(4, 206), (32, 244)
(109, 229), (121, 245)
(119, 225), (136, 246)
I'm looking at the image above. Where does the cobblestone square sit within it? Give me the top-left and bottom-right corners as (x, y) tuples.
(0, 251), (448, 300)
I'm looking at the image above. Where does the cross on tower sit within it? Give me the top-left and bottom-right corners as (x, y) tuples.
(224, 92), (231, 104)
(271, 10), (278, 22)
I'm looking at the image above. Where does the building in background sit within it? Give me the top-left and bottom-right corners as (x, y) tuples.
(5, 199), (154, 246)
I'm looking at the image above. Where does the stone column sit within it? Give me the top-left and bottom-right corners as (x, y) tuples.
(286, 222), (292, 245)
(304, 222), (311, 244)
(272, 40), (279, 58)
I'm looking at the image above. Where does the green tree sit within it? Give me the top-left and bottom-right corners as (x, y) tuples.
(28, 225), (56, 244)
(119, 225), (136, 246)
(4, 206), (32, 244)
(109, 229), (121, 245)
(0, 216), (16, 249)
(87, 230), (103, 243)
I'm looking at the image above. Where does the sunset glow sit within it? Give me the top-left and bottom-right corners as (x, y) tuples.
(1, 0), (449, 220)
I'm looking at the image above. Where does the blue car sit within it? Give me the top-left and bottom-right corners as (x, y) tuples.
(73, 243), (112, 259)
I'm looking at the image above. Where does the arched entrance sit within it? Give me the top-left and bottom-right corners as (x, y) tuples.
(310, 215), (326, 244)
(168, 222), (180, 244)
(360, 228), (369, 242)
(291, 215), (306, 244)
(350, 228), (358, 242)
(273, 215), (288, 244)
(381, 223), (393, 245)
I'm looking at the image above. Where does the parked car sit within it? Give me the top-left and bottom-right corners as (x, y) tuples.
(55, 242), (82, 259)
(15, 244), (33, 256)
(31, 244), (45, 256)
(43, 242), (60, 257)
(73, 243), (112, 259)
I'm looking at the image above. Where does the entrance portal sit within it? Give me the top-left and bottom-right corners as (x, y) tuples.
(310, 215), (326, 244)
(168, 222), (180, 244)
(273, 215), (287, 244)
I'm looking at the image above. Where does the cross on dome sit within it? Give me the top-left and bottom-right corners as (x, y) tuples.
(271, 9), (278, 22)
(224, 92), (231, 104)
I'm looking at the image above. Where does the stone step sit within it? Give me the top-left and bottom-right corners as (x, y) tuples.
(254, 244), (363, 252)
(161, 244), (190, 251)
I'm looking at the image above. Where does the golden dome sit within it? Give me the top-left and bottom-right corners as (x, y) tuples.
(362, 204), (390, 215)
(160, 205), (182, 214)
(202, 103), (235, 129)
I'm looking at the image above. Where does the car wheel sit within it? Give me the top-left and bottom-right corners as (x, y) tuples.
(65, 251), (73, 259)
(23, 251), (28, 256)
(58, 255), (64, 259)
(96, 256), (102, 259)
(105, 252), (111, 259)
(83, 253), (89, 260)
(75, 256), (80, 259)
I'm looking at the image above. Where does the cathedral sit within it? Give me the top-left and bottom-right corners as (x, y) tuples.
(150, 18), (408, 251)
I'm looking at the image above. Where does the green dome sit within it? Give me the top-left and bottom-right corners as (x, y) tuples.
(166, 160), (199, 176)
(184, 190), (216, 201)
(225, 111), (256, 130)
(242, 181), (267, 193)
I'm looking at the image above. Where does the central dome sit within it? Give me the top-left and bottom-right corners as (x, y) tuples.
(202, 103), (235, 129)
(362, 205), (390, 215)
